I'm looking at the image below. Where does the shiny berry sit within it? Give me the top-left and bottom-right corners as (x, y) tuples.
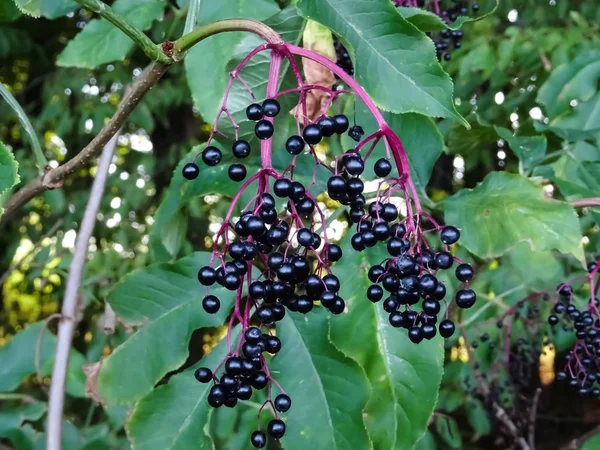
(268, 419), (286, 439)
(246, 103), (263, 120)
(202, 295), (220, 313)
(255, 120), (274, 139)
(286, 135), (305, 155)
(251, 430), (267, 448)
(232, 139), (251, 158)
(455, 289), (476, 308)
(440, 226), (460, 245)
(274, 394), (292, 412)
(262, 98), (280, 117)
(228, 164), (247, 182)
(202, 146), (222, 166)
(317, 116), (336, 137)
(303, 124), (323, 145)
(374, 158), (392, 177)
(332, 114), (349, 134)
(455, 263), (474, 282)
(194, 367), (212, 383)
(182, 162), (199, 180)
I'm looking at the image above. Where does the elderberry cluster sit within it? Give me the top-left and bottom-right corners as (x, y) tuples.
(193, 334), (291, 447)
(185, 98), (363, 447)
(548, 262), (600, 398)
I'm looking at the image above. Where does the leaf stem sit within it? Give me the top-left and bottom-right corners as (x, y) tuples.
(571, 197), (600, 208)
(173, 19), (283, 58)
(73, 0), (172, 64)
(0, 82), (47, 174)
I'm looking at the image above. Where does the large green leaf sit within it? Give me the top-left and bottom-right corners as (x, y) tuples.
(97, 252), (238, 405)
(330, 235), (444, 450)
(495, 126), (547, 171)
(297, 0), (466, 125)
(11, 0), (76, 18)
(508, 243), (564, 292)
(127, 331), (239, 450)
(269, 309), (371, 450)
(0, 140), (19, 215)
(0, 322), (86, 397)
(444, 171), (584, 261)
(0, 2), (21, 21)
(398, 0), (498, 33)
(184, 0), (280, 123)
(0, 401), (45, 450)
(56, 0), (165, 68)
(537, 50), (600, 119)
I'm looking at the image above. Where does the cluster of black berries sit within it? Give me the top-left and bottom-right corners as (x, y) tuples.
(326, 147), (475, 342)
(333, 36), (354, 77)
(362, 224), (474, 343)
(549, 265), (600, 398)
(189, 105), (365, 448)
(392, 0), (480, 62)
(193, 336), (291, 448)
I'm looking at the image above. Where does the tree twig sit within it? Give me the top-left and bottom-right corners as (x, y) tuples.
(46, 130), (121, 450)
(0, 219), (64, 286)
(571, 197), (600, 209)
(528, 387), (542, 450)
(459, 326), (531, 450)
(559, 424), (600, 450)
(0, 62), (168, 225)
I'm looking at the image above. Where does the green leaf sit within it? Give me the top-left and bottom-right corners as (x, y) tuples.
(11, 0), (76, 19)
(0, 2), (21, 21)
(398, 0), (499, 32)
(297, 0), (467, 125)
(537, 50), (600, 119)
(0, 322), (87, 397)
(495, 126), (547, 171)
(269, 309), (370, 449)
(127, 331), (239, 450)
(435, 415), (462, 449)
(444, 171), (584, 261)
(57, 0), (165, 69)
(184, 0), (280, 123)
(581, 432), (600, 450)
(508, 243), (564, 291)
(0, 402), (46, 450)
(466, 399), (491, 435)
(0, 140), (19, 216)
(0, 83), (45, 173)
(97, 252), (239, 405)
(330, 234), (444, 450)
(533, 121), (600, 142)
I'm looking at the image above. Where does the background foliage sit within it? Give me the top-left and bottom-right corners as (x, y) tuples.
(1, 0), (600, 449)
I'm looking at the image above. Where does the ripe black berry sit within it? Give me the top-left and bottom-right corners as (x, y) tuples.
(327, 244), (343, 262)
(440, 225), (460, 245)
(303, 124), (323, 145)
(246, 103), (264, 120)
(268, 419), (286, 439)
(202, 295), (220, 313)
(251, 371), (268, 389)
(232, 139), (251, 158)
(408, 326), (423, 344)
(194, 367), (212, 383)
(228, 164), (247, 182)
(274, 394), (292, 412)
(202, 146), (222, 166)
(182, 162), (199, 180)
(255, 120), (274, 140)
(198, 266), (217, 286)
(251, 430), (266, 448)
(435, 251), (453, 270)
(455, 289), (476, 308)
(439, 319), (455, 338)
(318, 116), (336, 137)
(332, 114), (349, 134)
(389, 311), (404, 328)
(262, 98), (280, 117)
(374, 158), (392, 177)
(274, 178), (292, 197)
(367, 285), (384, 302)
(455, 263), (474, 282)
(285, 135), (305, 155)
